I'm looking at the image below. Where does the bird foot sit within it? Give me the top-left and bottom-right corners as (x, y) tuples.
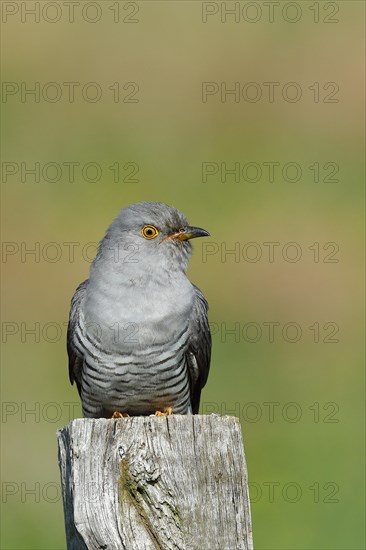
(112, 411), (129, 418)
(155, 406), (173, 417)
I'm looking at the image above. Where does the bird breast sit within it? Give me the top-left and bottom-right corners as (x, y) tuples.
(82, 272), (194, 354)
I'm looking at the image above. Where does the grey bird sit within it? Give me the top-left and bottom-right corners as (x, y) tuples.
(67, 201), (211, 417)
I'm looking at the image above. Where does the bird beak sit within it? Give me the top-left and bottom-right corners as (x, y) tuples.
(171, 226), (210, 241)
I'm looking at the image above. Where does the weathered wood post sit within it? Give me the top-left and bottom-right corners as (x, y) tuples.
(57, 415), (253, 550)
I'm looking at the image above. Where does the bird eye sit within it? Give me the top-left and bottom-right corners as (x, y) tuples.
(179, 227), (186, 233)
(142, 225), (159, 239)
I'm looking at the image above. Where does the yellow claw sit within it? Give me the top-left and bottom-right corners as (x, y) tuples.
(112, 411), (129, 418)
(155, 406), (173, 417)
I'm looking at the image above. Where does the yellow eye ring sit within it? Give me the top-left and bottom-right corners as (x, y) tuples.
(142, 225), (159, 239)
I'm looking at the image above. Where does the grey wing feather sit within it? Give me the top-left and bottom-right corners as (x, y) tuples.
(186, 284), (212, 414)
(67, 279), (88, 397)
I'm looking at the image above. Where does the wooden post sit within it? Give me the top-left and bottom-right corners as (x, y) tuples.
(57, 415), (253, 550)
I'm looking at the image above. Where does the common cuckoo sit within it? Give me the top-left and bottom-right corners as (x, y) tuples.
(67, 201), (211, 417)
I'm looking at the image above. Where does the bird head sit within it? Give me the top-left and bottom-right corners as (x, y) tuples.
(94, 202), (210, 274)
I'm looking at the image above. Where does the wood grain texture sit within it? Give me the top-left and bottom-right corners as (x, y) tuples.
(57, 415), (253, 550)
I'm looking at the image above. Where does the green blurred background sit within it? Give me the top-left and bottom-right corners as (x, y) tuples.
(1, 1), (364, 548)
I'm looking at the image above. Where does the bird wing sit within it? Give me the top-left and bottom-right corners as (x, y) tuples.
(67, 279), (88, 397)
(186, 284), (212, 414)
